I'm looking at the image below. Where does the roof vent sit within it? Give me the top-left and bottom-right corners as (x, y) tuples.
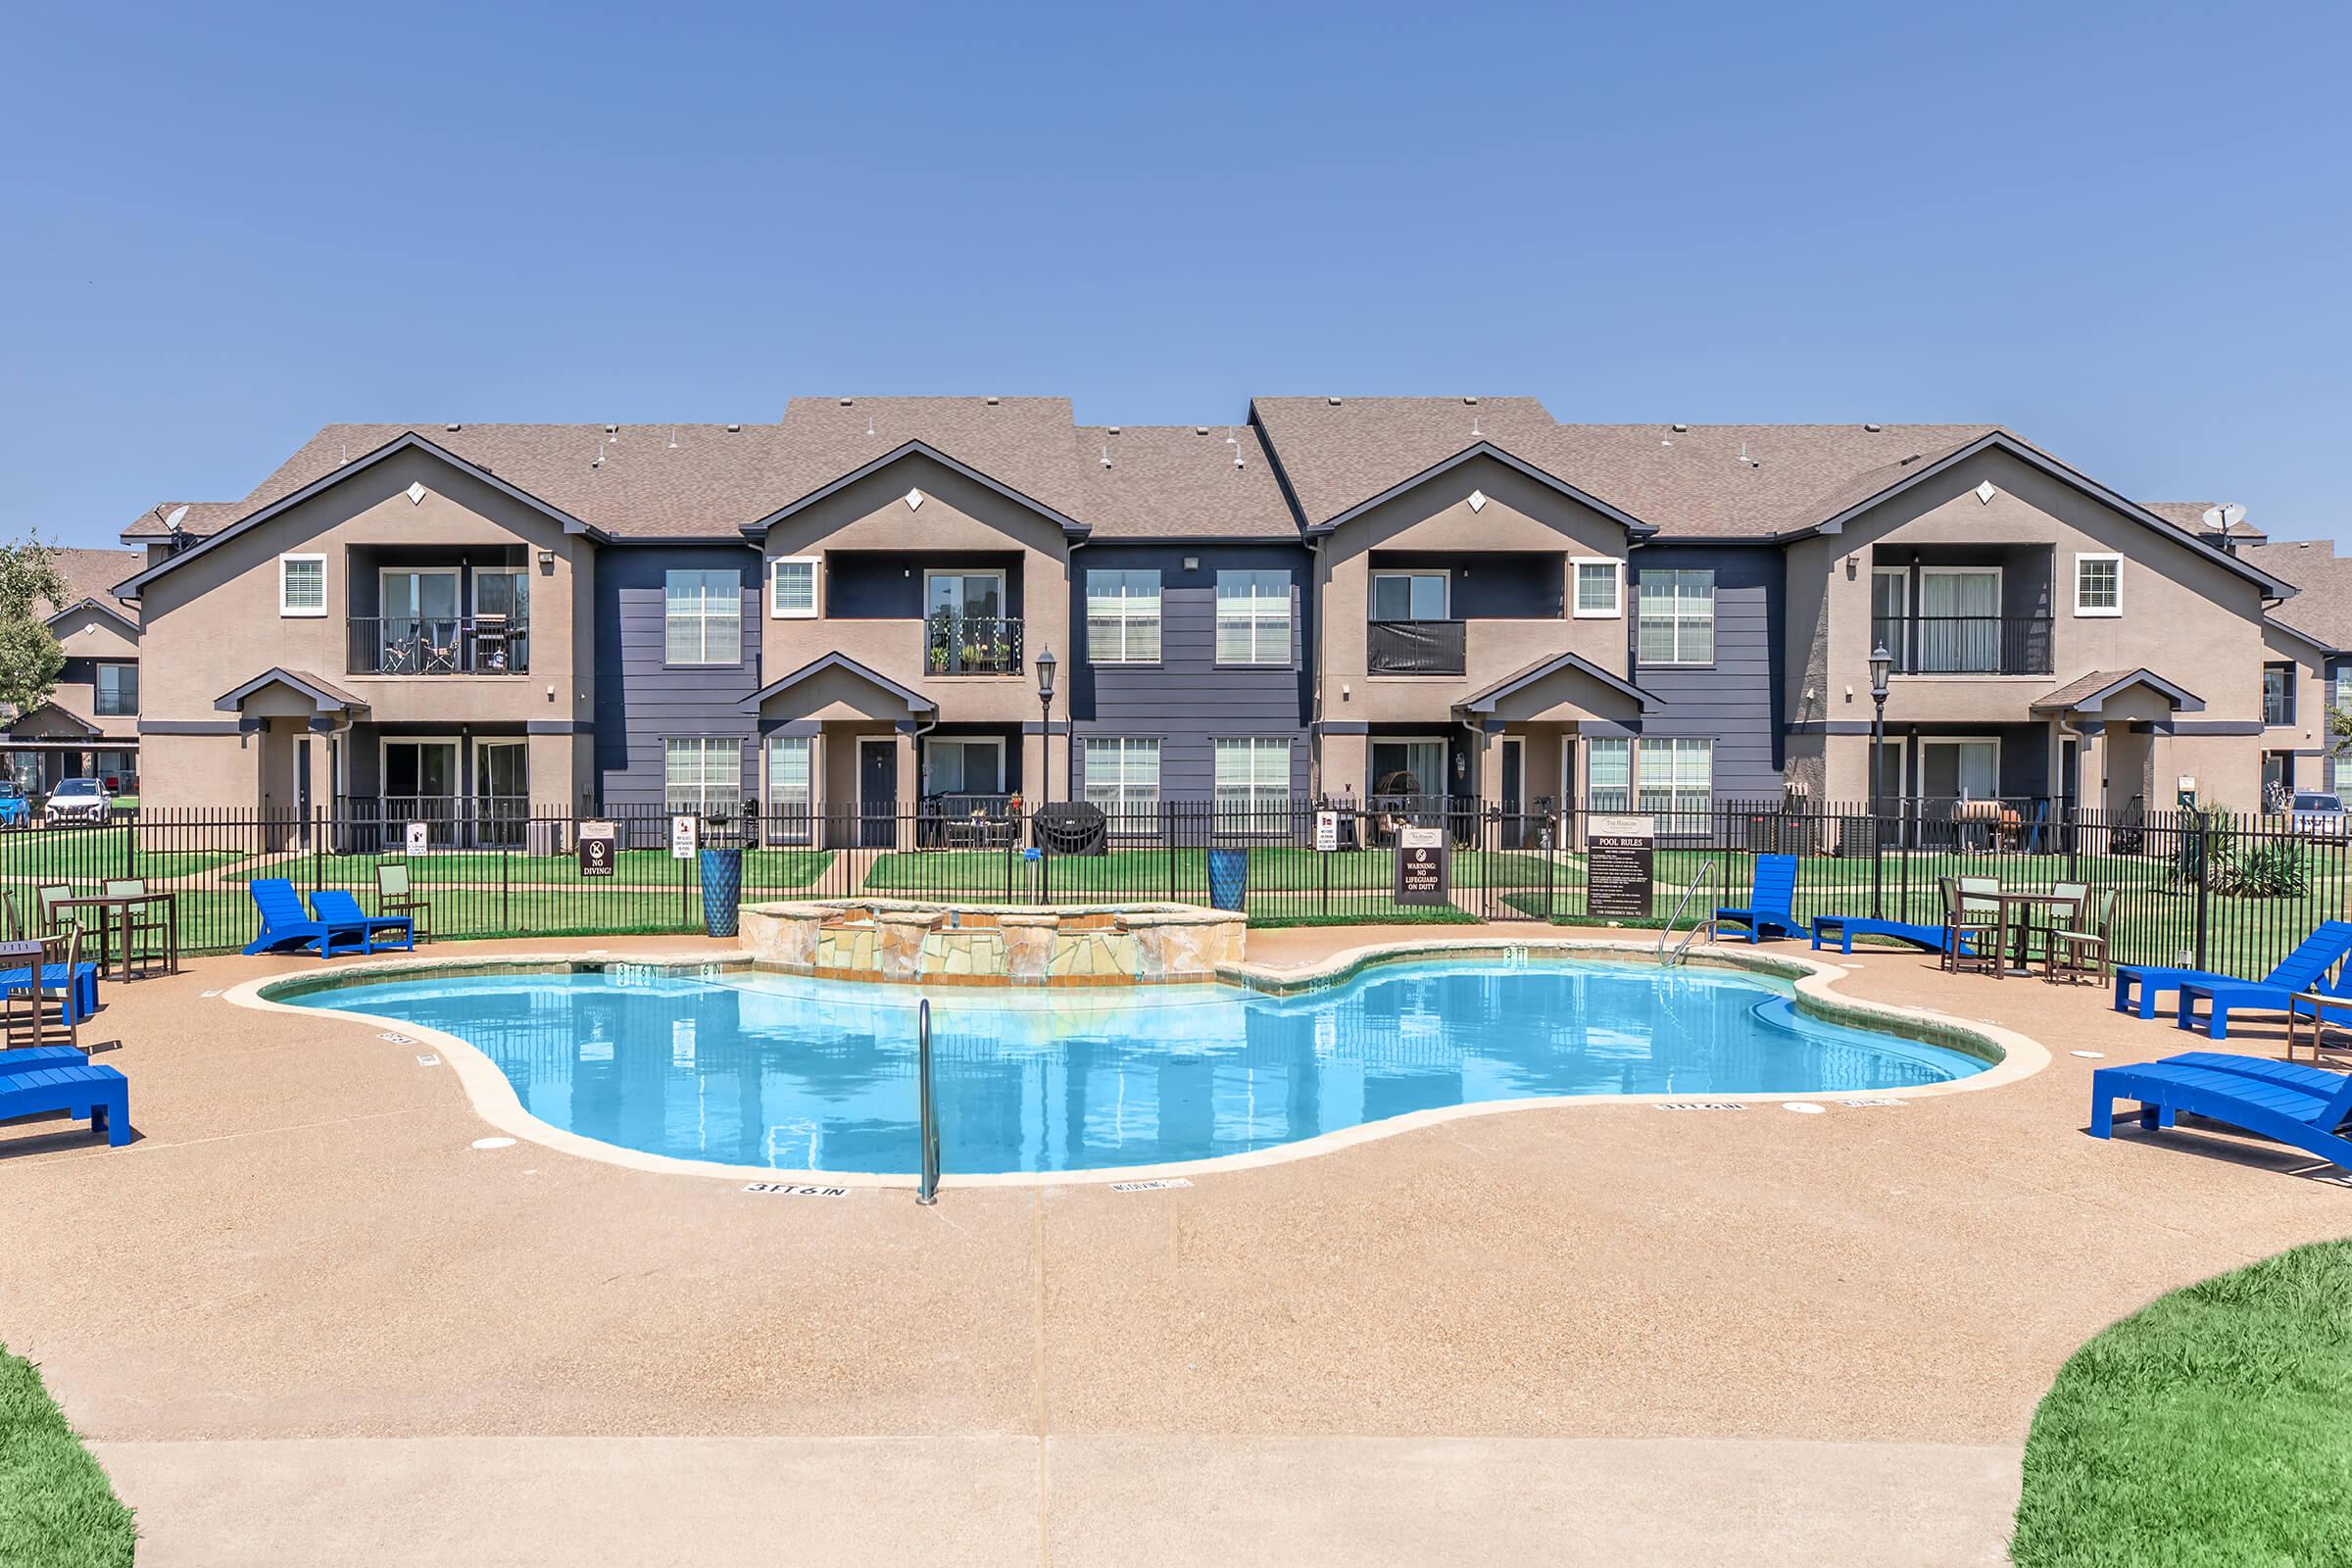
(446, 423), (462, 432)
(1106, 426), (1120, 436)
(1327, 396), (1343, 406)
(985, 396), (1001, 406)
(725, 423), (742, 433)
(838, 398), (854, 407)
(1196, 426), (1210, 435)
(1463, 396), (1480, 406)
(1671, 423), (1689, 433)
(605, 424), (618, 435)
(1864, 423), (1884, 432)
(1101, 445), (1112, 468)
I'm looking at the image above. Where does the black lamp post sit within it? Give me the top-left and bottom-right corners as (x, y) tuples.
(1034, 646), (1058, 808)
(1869, 640), (1892, 916)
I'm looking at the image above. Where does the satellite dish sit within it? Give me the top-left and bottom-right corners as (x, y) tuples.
(164, 504), (189, 529)
(2201, 502), (2247, 531)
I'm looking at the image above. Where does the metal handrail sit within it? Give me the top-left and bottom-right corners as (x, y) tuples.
(915, 998), (940, 1205)
(1656, 860), (1717, 966)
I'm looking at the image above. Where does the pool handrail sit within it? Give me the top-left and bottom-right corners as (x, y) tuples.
(1658, 861), (1717, 967)
(916, 997), (941, 1205)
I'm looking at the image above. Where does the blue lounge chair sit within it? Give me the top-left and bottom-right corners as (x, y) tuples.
(0, 1046), (91, 1074)
(307, 890), (414, 955)
(1809, 914), (1976, 957)
(2091, 1057), (2352, 1170)
(0, 1062), (128, 1147)
(241, 878), (363, 958)
(0, 959), (98, 1023)
(2113, 921), (2352, 1020)
(2175, 962), (2352, 1041)
(2158, 1052), (2352, 1116)
(1715, 854), (1810, 944)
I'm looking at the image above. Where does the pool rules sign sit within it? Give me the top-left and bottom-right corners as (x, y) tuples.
(1395, 825), (1448, 906)
(1586, 813), (1655, 918)
(578, 820), (617, 877)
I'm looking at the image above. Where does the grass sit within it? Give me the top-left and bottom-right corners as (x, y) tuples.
(215, 847), (836, 889)
(0, 1345), (134, 1567)
(2010, 1238), (2352, 1567)
(863, 845), (1559, 896)
(0, 824), (244, 881)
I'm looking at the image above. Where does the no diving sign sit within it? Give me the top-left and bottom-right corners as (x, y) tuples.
(578, 820), (617, 877)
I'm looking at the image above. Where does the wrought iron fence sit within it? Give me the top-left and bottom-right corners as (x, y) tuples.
(1, 797), (2343, 981)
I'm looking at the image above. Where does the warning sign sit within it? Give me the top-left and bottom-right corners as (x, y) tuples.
(578, 820), (617, 877)
(1587, 813), (1654, 918)
(1396, 825), (1448, 906)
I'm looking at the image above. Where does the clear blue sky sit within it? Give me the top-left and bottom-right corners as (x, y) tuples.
(5, 1), (2348, 547)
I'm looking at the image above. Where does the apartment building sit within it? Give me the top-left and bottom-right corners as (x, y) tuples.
(2237, 535), (2352, 794)
(0, 548), (145, 795)
(108, 397), (2323, 828)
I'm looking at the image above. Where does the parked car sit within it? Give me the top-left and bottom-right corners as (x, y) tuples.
(0, 781), (27, 828)
(2287, 791), (2347, 840)
(43, 777), (112, 826)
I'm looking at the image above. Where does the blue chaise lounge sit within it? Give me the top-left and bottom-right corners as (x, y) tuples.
(2091, 1054), (2352, 1169)
(1715, 854), (1810, 944)
(242, 878), (364, 959)
(2112, 921), (2352, 1021)
(307, 890), (414, 955)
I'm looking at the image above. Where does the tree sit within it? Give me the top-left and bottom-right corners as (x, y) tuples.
(0, 537), (68, 722)
(2333, 698), (2352, 762)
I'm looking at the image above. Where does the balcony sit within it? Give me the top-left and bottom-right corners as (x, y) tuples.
(922, 614), (1023, 677)
(1368, 619), (1466, 676)
(1874, 615), (2052, 676)
(347, 616), (531, 676)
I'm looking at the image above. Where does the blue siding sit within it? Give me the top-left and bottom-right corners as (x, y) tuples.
(1069, 542), (1313, 800)
(1631, 546), (1784, 801)
(594, 546), (762, 811)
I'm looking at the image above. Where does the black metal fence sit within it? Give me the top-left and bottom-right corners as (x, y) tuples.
(2, 797), (2343, 980)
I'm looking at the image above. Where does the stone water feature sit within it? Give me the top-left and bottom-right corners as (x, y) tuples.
(737, 899), (1245, 987)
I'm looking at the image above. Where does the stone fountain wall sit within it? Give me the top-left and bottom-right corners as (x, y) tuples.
(738, 899), (1245, 987)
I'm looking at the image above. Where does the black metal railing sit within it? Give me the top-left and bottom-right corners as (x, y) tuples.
(9, 795), (2342, 983)
(922, 614), (1022, 676)
(1367, 619), (1466, 675)
(346, 616), (531, 675)
(1873, 614), (2053, 675)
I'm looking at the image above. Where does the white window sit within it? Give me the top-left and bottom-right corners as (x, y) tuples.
(1086, 569), (1161, 663)
(278, 555), (325, 617)
(1371, 570), (1448, 621)
(2074, 554), (2122, 617)
(1586, 737), (1632, 814)
(769, 557), (819, 618)
(1216, 570), (1292, 664)
(1083, 737), (1159, 832)
(1215, 738), (1291, 831)
(1571, 559), (1623, 618)
(765, 737), (812, 842)
(665, 569), (742, 664)
(923, 736), (1005, 798)
(2335, 664), (2352, 714)
(1637, 569), (1714, 664)
(664, 737), (741, 816)
(1636, 737), (1713, 825)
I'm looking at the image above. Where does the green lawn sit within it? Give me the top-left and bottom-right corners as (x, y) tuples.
(0, 824), (244, 881)
(214, 847), (836, 890)
(2011, 1238), (2352, 1566)
(863, 845), (1559, 898)
(0, 1346), (134, 1568)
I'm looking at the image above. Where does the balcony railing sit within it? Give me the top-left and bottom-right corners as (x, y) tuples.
(923, 614), (1022, 676)
(347, 616), (531, 675)
(1368, 618), (1466, 676)
(1873, 614), (2053, 675)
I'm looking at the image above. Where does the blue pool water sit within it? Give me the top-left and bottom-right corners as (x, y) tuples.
(283, 961), (1986, 1174)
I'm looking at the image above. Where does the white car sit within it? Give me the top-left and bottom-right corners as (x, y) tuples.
(2288, 792), (2347, 840)
(43, 777), (112, 825)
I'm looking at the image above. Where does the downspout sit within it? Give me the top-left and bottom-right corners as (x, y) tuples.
(1307, 535), (1325, 799)
(1058, 535), (1087, 806)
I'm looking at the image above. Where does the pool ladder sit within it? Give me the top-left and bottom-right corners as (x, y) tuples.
(915, 998), (941, 1205)
(1656, 862), (1717, 967)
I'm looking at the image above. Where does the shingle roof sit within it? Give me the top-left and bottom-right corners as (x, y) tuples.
(2142, 501), (2267, 542)
(43, 548), (144, 626)
(121, 501), (247, 541)
(1080, 423), (1295, 539)
(2243, 539), (2352, 652)
(2031, 668), (2206, 713)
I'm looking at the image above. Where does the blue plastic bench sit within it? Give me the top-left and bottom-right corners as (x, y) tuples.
(0, 1062), (128, 1147)
(242, 878), (364, 958)
(307, 890), (414, 955)
(0, 1047), (91, 1075)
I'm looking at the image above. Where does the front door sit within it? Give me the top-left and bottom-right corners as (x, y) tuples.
(1497, 737), (1525, 849)
(858, 740), (898, 849)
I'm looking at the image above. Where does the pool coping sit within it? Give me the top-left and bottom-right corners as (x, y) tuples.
(222, 938), (2052, 1191)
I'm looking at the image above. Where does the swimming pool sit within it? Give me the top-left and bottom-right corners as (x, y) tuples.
(276, 957), (1990, 1176)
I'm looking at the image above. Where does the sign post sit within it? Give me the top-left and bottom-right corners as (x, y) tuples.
(1585, 813), (1655, 919)
(1314, 810), (1340, 853)
(577, 820), (617, 878)
(1395, 824), (1448, 906)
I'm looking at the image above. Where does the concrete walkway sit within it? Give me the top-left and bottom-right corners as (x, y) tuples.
(93, 1434), (2022, 1567)
(8, 927), (2350, 1563)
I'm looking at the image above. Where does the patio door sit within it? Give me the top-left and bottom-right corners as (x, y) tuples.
(383, 739), (460, 845)
(1919, 739), (1998, 804)
(1918, 569), (2000, 673)
(382, 569), (462, 673)
(475, 741), (527, 848)
(473, 569), (529, 672)
(1369, 739), (1446, 803)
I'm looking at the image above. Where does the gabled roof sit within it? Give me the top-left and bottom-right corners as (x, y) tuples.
(2242, 539), (2352, 655)
(741, 438), (1090, 541)
(120, 433), (601, 599)
(2031, 668), (2206, 715)
(1309, 442), (1656, 538)
(2143, 501), (2268, 544)
(742, 653), (935, 715)
(1455, 650), (1658, 714)
(214, 668), (369, 716)
(37, 549), (144, 631)
(3, 702), (100, 739)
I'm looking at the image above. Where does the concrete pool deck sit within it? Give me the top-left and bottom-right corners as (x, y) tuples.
(4, 926), (2347, 1564)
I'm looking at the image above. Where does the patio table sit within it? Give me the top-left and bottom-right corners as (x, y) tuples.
(1988, 890), (2079, 978)
(2285, 989), (2352, 1064)
(47, 891), (179, 980)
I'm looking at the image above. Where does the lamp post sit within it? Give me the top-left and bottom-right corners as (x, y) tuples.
(1869, 641), (1892, 917)
(1034, 646), (1058, 808)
